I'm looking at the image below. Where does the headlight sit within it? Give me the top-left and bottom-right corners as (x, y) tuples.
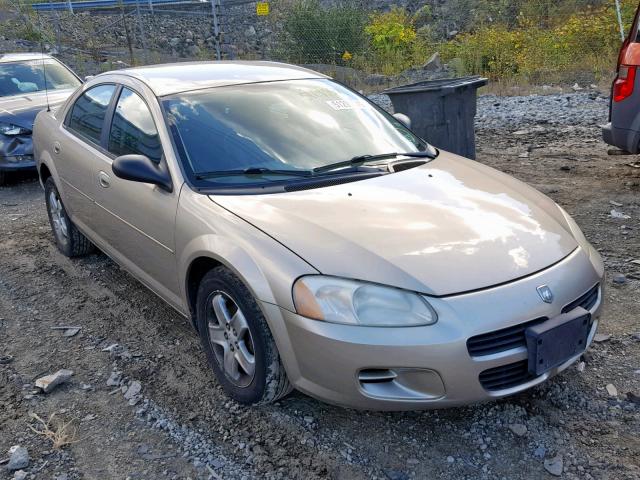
(292, 275), (437, 327)
(0, 122), (31, 136)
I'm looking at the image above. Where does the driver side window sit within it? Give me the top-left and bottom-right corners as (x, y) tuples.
(66, 84), (116, 145)
(108, 87), (163, 163)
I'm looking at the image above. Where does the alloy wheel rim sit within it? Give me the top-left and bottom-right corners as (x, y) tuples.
(49, 190), (69, 239)
(207, 291), (256, 388)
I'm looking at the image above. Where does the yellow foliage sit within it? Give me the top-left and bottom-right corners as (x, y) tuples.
(440, 0), (639, 82)
(364, 7), (428, 75)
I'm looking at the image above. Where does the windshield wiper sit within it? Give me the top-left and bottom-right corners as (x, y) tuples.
(195, 167), (314, 180)
(313, 151), (436, 174)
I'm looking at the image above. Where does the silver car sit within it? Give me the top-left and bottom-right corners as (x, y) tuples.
(33, 62), (604, 410)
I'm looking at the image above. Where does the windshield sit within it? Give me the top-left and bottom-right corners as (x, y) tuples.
(0, 59), (80, 98)
(162, 79), (433, 187)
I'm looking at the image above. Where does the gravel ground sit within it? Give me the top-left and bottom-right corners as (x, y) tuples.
(1, 91), (639, 480)
(370, 90), (610, 130)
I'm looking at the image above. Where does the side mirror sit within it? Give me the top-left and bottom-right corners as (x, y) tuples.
(393, 113), (412, 129)
(112, 154), (173, 192)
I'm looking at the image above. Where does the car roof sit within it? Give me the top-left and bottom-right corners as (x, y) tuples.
(106, 61), (329, 97)
(0, 52), (54, 63)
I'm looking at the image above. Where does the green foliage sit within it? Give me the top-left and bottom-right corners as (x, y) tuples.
(277, 0), (368, 64)
(364, 7), (426, 75)
(13, 21), (44, 42)
(276, 2), (435, 75)
(0, 16), (50, 44)
(440, 0), (639, 82)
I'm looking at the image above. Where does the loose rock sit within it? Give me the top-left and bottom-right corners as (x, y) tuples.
(7, 446), (29, 471)
(508, 423), (527, 437)
(533, 446), (546, 459)
(35, 369), (73, 393)
(384, 469), (409, 480)
(544, 455), (564, 477)
(124, 380), (142, 400)
(594, 333), (611, 342)
(606, 384), (618, 397)
(612, 274), (627, 285)
(106, 371), (122, 387)
(0, 355), (13, 364)
(63, 327), (81, 337)
(610, 209), (631, 219)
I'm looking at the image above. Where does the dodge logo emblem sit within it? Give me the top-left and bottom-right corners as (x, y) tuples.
(537, 285), (554, 303)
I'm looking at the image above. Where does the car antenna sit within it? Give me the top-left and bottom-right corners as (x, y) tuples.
(40, 42), (50, 112)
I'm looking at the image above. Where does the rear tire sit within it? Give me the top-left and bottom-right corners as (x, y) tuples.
(196, 266), (292, 405)
(44, 177), (94, 257)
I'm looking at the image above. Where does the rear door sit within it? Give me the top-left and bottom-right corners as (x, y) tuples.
(56, 83), (117, 233)
(92, 84), (182, 308)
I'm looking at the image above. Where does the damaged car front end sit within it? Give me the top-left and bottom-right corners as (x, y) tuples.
(0, 53), (81, 185)
(0, 112), (36, 175)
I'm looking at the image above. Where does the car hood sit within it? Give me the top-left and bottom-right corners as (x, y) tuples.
(0, 89), (74, 129)
(210, 152), (578, 296)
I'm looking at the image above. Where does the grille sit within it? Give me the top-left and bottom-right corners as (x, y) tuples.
(479, 361), (536, 391)
(468, 284), (600, 358)
(562, 284), (599, 313)
(467, 317), (545, 357)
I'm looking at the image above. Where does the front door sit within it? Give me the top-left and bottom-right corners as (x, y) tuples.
(92, 86), (181, 308)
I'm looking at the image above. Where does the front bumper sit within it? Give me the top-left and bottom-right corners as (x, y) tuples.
(0, 154), (35, 171)
(0, 132), (35, 171)
(264, 247), (603, 410)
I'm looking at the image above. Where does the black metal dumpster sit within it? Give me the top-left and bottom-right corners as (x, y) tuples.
(384, 76), (488, 159)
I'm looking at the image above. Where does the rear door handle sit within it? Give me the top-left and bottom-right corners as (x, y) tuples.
(53, 142), (61, 154)
(98, 171), (111, 189)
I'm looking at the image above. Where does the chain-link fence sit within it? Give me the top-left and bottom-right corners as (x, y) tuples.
(2, 0), (637, 91)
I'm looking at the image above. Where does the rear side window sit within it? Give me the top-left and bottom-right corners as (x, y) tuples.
(108, 87), (162, 162)
(67, 84), (116, 145)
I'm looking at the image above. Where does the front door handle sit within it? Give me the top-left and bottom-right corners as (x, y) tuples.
(98, 171), (111, 189)
(53, 141), (61, 154)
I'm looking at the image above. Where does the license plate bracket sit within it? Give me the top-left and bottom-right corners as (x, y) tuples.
(525, 307), (591, 376)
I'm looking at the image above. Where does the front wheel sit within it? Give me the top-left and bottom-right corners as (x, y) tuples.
(196, 266), (292, 405)
(44, 177), (94, 257)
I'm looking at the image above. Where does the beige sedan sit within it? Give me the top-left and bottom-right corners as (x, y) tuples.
(33, 62), (604, 410)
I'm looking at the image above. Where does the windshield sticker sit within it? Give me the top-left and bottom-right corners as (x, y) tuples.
(326, 99), (355, 111)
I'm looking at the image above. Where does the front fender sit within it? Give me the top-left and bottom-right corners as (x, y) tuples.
(180, 234), (289, 308)
(176, 189), (318, 313)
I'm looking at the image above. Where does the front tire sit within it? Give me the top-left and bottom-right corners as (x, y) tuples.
(44, 177), (94, 257)
(196, 266), (292, 405)
(0, 171), (7, 186)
